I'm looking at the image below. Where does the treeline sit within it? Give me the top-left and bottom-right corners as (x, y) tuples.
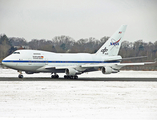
(0, 34), (109, 61)
(9, 35), (109, 53)
(0, 34), (157, 70)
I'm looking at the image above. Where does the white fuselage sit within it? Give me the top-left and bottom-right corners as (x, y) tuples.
(2, 50), (121, 73)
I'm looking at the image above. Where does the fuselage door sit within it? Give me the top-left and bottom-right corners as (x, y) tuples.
(28, 58), (32, 65)
(45, 58), (48, 65)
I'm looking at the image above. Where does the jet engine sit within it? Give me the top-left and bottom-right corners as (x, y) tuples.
(65, 68), (78, 76)
(25, 71), (34, 74)
(101, 67), (112, 74)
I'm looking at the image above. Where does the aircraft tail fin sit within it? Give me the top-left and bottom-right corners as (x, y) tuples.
(96, 25), (127, 56)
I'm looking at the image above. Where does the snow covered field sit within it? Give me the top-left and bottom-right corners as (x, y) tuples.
(0, 68), (157, 119)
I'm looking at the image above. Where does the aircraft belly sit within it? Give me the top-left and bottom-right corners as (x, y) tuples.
(5, 62), (44, 72)
(16, 66), (42, 71)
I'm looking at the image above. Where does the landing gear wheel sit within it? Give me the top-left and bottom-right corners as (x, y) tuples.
(64, 75), (67, 79)
(74, 75), (78, 79)
(51, 75), (54, 78)
(64, 75), (78, 79)
(18, 74), (23, 79)
(18, 70), (23, 79)
(70, 75), (73, 79)
(56, 75), (59, 78)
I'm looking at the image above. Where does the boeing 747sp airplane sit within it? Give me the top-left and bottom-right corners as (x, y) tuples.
(2, 25), (155, 79)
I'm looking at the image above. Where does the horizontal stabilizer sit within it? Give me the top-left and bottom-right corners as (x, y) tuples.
(122, 56), (147, 60)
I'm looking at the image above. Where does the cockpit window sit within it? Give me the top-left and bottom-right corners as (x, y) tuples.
(13, 52), (20, 54)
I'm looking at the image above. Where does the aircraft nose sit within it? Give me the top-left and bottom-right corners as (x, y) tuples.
(2, 58), (7, 66)
(1, 56), (10, 67)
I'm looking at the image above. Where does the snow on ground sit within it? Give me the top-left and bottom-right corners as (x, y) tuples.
(0, 68), (157, 119)
(1, 68), (157, 78)
(0, 80), (157, 119)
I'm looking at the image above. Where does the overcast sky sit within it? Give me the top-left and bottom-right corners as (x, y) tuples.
(0, 0), (157, 42)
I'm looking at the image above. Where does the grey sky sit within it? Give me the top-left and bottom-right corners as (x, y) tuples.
(0, 0), (157, 42)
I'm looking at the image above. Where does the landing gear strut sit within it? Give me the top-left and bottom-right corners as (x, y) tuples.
(18, 71), (23, 79)
(64, 75), (78, 79)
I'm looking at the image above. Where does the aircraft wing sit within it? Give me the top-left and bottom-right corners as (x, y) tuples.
(42, 61), (155, 72)
(81, 61), (155, 69)
(44, 61), (155, 69)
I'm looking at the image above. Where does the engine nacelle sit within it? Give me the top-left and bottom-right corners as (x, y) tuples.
(25, 71), (34, 74)
(101, 67), (112, 74)
(65, 68), (78, 76)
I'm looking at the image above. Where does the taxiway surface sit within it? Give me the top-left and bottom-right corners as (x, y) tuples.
(0, 77), (157, 81)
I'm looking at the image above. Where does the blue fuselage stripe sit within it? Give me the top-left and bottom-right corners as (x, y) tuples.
(2, 60), (120, 63)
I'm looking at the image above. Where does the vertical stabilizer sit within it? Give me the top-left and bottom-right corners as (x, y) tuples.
(96, 25), (127, 56)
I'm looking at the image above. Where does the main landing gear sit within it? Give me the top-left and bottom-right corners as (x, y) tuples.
(64, 75), (78, 79)
(18, 70), (23, 79)
(51, 73), (59, 78)
(51, 73), (78, 79)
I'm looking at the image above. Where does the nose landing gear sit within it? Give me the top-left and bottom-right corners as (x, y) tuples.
(18, 74), (23, 79)
(18, 70), (23, 79)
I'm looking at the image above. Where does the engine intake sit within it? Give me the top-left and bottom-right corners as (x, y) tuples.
(65, 68), (78, 76)
(101, 67), (112, 74)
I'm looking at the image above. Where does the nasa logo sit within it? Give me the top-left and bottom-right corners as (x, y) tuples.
(101, 47), (108, 54)
(110, 38), (121, 46)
